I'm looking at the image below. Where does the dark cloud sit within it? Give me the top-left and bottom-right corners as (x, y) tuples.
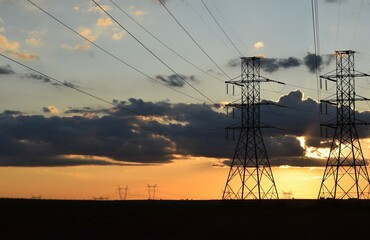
(22, 73), (80, 89)
(0, 99), (231, 167)
(228, 57), (301, 72)
(155, 74), (198, 88)
(303, 53), (335, 73)
(62, 81), (78, 88)
(270, 156), (326, 167)
(227, 58), (240, 68)
(64, 107), (112, 117)
(0, 64), (14, 75)
(0, 64), (80, 88)
(64, 107), (92, 114)
(42, 107), (51, 113)
(207, 69), (223, 76)
(1, 92), (370, 167)
(227, 54), (334, 74)
(0, 113), (182, 166)
(261, 57), (301, 73)
(23, 73), (60, 86)
(1, 110), (23, 116)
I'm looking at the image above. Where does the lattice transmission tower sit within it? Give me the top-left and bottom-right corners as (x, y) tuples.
(118, 185), (129, 200)
(222, 57), (282, 200)
(146, 184), (158, 200)
(319, 50), (370, 199)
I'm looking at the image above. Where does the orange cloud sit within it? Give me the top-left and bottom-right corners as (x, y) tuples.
(88, 5), (111, 13)
(25, 30), (44, 47)
(127, 6), (147, 17)
(25, 38), (41, 46)
(96, 18), (113, 27)
(112, 31), (125, 41)
(62, 26), (98, 51)
(44, 106), (60, 115)
(0, 34), (38, 60)
(255, 54), (266, 58)
(134, 10), (147, 17)
(61, 43), (91, 51)
(78, 27), (96, 42)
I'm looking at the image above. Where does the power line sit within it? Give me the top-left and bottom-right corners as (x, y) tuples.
(16, 1), (334, 134)
(109, 0), (224, 83)
(209, 1), (249, 54)
(334, 0), (342, 49)
(27, 0), (205, 103)
(264, 105), (322, 124)
(184, 0), (237, 55)
(200, 0), (243, 57)
(158, 0), (233, 80)
(0, 53), (146, 117)
(230, 78), (328, 117)
(350, 0), (364, 49)
(0, 52), (227, 132)
(311, 0), (322, 129)
(3, 49), (331, 134)
(92, 0), (215, 104)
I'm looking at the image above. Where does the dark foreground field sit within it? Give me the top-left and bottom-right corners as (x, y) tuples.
(0, 199), (369, 240)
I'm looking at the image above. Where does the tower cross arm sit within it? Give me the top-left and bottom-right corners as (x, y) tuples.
(226, 125), (279, 131)
(320, 99), (337, 105)
(262, 101), (285, 108)
(320, 75), (337, 82)
(320, 123), (337, 129)
(320, 73), (370, 82)
(354, 118), (370, 125)
(260, 76), (285, 85)
(225, 78), (285, 86)
(354, 94), (370, 102)
(226, 102), (284, 108)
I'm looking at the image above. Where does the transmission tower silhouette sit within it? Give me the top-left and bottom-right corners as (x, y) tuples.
(118, 185), (129, 200)
(222, 56), (282, 200)
(146, 184), (158, 200)
(319, 50), (370, 199)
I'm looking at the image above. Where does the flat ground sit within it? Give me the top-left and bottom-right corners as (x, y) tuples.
(0, 199), (369, 240)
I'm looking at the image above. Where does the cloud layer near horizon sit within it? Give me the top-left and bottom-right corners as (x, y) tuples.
(1, 90), (369, 167)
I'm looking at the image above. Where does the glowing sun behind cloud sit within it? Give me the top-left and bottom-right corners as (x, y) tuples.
(254, 41), (264, 49)
(297, 136), (330, 159)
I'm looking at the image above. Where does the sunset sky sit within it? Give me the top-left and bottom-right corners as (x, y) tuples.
(1, 0), (370, 200)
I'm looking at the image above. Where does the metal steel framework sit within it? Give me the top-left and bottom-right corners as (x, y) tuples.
(146, 184), (158, 200)
(118, 185), (129, 200)
(319, 50), (370, 199)
(222, 57), (280, 200)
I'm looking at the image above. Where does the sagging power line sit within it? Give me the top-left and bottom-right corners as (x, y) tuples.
(92, 0), (215, 104)
(201, 0), (243, 57)
(109, 0), (224, 83)
(0, 52), (225, 132)
(27, 0), (206, 104)
(158, 0), (233, 81)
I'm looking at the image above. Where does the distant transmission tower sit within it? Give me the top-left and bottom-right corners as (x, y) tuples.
(118, 185), (129, 200)
(146, 184), (158, 200)
(223, 56), (282, 200)
(319, 50), (370, 199)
